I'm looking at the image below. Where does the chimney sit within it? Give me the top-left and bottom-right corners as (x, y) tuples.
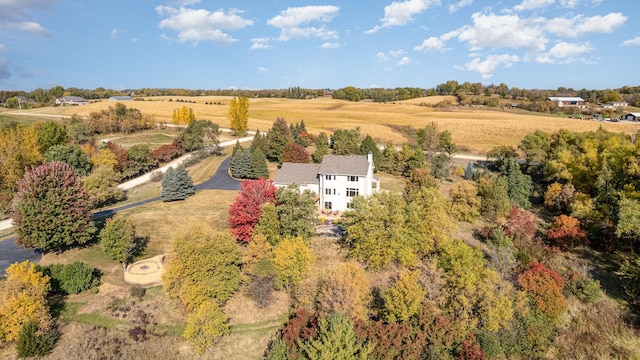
(367, 152), (373, 165)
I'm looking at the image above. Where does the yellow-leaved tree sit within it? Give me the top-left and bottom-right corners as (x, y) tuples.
(0, 261), (53, 344)
(382, 270), (426, 323)
(228, 96), (249, 136)
(271, 236), (313, 291)
(316, 262), (371, 319)
(172, 106), (195, 125)
(183, 299), (230, 353)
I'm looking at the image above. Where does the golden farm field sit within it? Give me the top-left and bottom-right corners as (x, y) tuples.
(41, 96), (640, 154)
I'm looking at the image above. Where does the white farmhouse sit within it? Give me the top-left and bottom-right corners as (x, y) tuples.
(274, 153), (380, 211)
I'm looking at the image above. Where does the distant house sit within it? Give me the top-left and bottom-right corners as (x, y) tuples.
(274, 153), (380, 211)
(547, 96), (586, 108)
(108, 96), (134, 102)
(599, 101), (628, 109)
(14, 96), (36, 105)
(624, 113), (640, 121)
(55, 96), (89, 106)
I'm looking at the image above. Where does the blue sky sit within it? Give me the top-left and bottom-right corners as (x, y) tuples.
(1, 0), (638, 91)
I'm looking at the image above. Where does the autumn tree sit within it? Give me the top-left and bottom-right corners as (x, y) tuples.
(45, 144), (92, 176)
(317, 262), (371, 319)
(271, 236), (313, 290)
(12, 161), (95, 253)
(122, 144), (156, 179)
(183, 299), (230, 353)
(228, 178), (276, 242)
(100, 216), (144, 270)
(416, 122), (440, 159)
(151, 141), (184, 163)
(487, 145), (518, 169)
(383, 271), (426, 323)
(0, 261), (53, 345)
(162, 225), (242, 311)
(90, 147), (119, 171)
(0, 126), (42, 196)
(281, 142), (310, 164)
(477, 174), (511, 221)
(105, 141), (128, 173)
(172, 105), (195, 125)
(403, 167), (437, 201)
(83, 166), (125, 209)
(543, 182), (575, 213)
(266, 117), (293, 162)
(228, 96), (249, 136)
(518, 262), (567, 322)
(615, 197), (640, 247)
(448, 180), (481, 222)
(546, 215), (588, 249)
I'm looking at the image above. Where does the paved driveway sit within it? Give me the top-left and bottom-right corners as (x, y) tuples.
(0, 237), (42, 276)
(195, 156), (241, 190)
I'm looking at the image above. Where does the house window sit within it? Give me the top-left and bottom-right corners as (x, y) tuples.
(348, 176), (358, 182)
(346, 201), (355, 209)
(346, 188), (359, 197)
(325, 175), (331, 180)
(324, 201), (332, 210)
(325, 188), (332, 195)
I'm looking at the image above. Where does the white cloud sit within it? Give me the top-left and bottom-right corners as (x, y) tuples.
(321, 42), (341, 48)
(545, 12), (627, 37)
(458, 54), (520, 79)
(5, 21), (51, 37)
(257, 67), (269, 74)
(111, 28), (123, 38)
(449, 0), (473, 13)
(535, 41), (594, 63)
(514, 0), (555, 12)
(559, 0), (579, 8)
(267, 5), (340, 41)
(250, 38), (272, 50)
(156, 6), (253, 45)
(389, 49), (407, 57)
(414, 36), (447, 52)
(457, 12), (547, 52)
(366, 0), (439, 34)
(374, 52), (389, 61)
(621, 36), (640, 46)
(397, 56), (413, 65)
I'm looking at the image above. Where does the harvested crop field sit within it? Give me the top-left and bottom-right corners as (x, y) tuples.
(40, 96), (639, 154)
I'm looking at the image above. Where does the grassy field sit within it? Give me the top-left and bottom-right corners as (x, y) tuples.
(29, 96), (640, 154)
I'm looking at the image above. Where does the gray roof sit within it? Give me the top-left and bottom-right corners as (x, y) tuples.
(109, 96), (133, 101)
(274, 163), (320, 185)
(318, 155), (369, 176)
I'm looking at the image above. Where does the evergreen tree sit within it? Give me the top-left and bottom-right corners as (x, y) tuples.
(230, 148), (252, 179)
(175, 164), (195, 198)
(464, 162), (475, 180)
(500, 157), (532, 209)
(161, 167), (179, 201)
(250, 148), (269, 179)
(359, 135), (382, 169)
(250, 129), (269, 155)
(231, 140), (242, 157)
(266, 118), (292, 163)
(161, 165), (195, 201)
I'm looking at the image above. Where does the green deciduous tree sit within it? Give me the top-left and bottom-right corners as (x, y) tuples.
(616, 197), (640, 247)
(162, 226), (242, 311)
(100, 216), (143, 270)
(45, 144), (92, 176)
(359, 135), (382, 169)
(275, 185), (317, 241)
(228, 96), (249, 136)
(34, 121), (68, 153)
(83, 166), (125, 209)
(12, 161), (95, 253)
(177, 120), (220, 153)
(331, 128), (361, 155)
(312, 132), (330, 163)
(122, 144), (156, 179)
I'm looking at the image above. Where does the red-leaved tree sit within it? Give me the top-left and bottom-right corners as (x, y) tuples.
(503, 207), (538, 243)
(151, 141), (184, 163)
(12, 161), (95, 253)
(228, 178), (276, 243)
(281, 143), (310, 164)
(518, 261), (567, 321)
(105, 141), (128, 173)
(546, 214), (588, 249)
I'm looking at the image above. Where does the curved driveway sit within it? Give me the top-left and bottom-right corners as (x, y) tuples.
(0, 154), (240, 276)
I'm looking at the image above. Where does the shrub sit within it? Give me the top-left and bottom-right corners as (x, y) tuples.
(546, 215), (588, 249)
(38, 262), (100, 295)
(15, 321), (58, 358)
(130, 286), (146, 299)
(151, 141), (184, 163)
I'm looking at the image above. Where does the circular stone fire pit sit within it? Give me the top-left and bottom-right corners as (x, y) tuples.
(124, 254), (167, 287)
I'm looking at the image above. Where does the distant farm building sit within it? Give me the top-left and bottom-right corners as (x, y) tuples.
(547, 96), (586, 108)
(599, 101), (628, 109)
(624, 113), (640, 121)
(55, 96), (90, 106)
(108, 96), (134, 101)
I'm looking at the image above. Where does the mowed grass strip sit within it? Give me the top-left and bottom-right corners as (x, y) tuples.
(39, 96), (639, 154)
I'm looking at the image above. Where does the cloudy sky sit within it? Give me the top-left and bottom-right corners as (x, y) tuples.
(1, 0), (638, 91)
